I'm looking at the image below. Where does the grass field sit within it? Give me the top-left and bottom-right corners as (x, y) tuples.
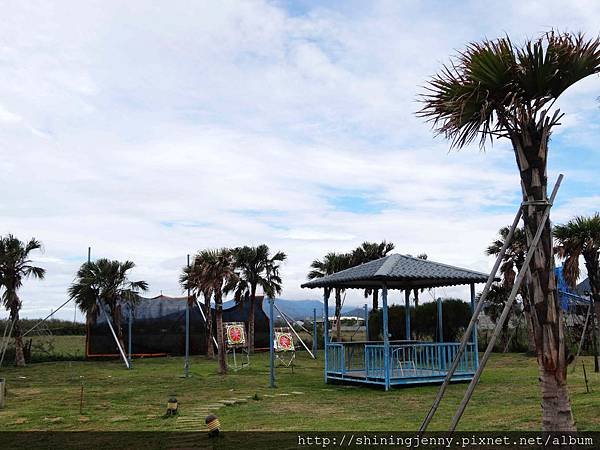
(0, 336), (599, 432)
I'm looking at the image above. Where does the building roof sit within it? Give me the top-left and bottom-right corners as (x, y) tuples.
(301, 253), (492, 290)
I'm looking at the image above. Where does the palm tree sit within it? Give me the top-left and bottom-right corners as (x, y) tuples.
(200, 248), (237, 374)
(0, 235), (45, 367)
(180, 251), (216, 359)
(419, 31), (600, 431)
(486, 226), (535, 353)
(411, 253), (428, 308)
(69, 259), (148, 354)
(351, 241), (395, 310)
(229, 245), (287, 353)
(308, 252), (352, 341)
(554, 214), (600, 372)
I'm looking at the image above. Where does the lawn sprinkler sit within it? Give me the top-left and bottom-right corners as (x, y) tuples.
(205, 414), (220, 437)
(166, 396), (179, 416)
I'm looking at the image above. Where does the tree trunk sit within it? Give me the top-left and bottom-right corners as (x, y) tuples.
(10, 303), (25, 368)
(204, 295), (215, 359)
(372, 289), (379, 311)
(413, 290), (420, 308)
(215, 293), (227, 375)
(583, 254), (600, 372)
(248, 285), (256, 354)
(512, 131), (576, 431)
(335, 288), (342, 342)
(113, 303), (126, 356)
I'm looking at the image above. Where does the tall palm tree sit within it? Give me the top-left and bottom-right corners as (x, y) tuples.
(229, 245), (287, 353)
(486, 226), (535, 353)
(554, 214), (600, 372)
(411, 253), (428, 308)
(308, 252), (352, 341)
(351, 241), (395, 310)
(419, 31), (600, 431)
(200, 248), (237, 374)
(0, 235), (45, 367)
(180, 251), (216, 359)
(69, 259), (148, 354)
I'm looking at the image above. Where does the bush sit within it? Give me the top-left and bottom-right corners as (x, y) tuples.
(368, 298), (471, 342)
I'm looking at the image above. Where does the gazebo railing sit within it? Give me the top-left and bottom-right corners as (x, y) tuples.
(326, 341), (477, 381)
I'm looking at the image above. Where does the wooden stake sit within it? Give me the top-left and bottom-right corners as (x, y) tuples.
(79, 384), (84, 414)
(583, 362), (590, 394)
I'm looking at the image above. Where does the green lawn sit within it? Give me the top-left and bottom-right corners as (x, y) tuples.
(0, 343), (598, 432)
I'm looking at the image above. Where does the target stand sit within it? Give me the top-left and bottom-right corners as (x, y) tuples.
(274, 327), (296, 373)
(223, 322), (249, 371)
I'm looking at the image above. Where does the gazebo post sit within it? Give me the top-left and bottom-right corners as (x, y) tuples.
(382, 283), (390, 391)
(364, 303), (369, 341)
(404, 290), (411, 340)
(470, 283), (479, 368)
(323, 288), (330, 383)
(437, 297), (445, 371)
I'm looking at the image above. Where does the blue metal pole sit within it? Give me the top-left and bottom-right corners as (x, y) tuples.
(312, 308), (317, 357)
(470, 283), (479, 369)
(269, 297), (275, 388)
(364, 303), (369, 341)
(437, 297), (445, 371)
(382, 284), (390, 391)
(128, 305), (132, 369)
(184, 254), (190, 378)
(323, 289), (330, 383)
(404, 289), (411, 341)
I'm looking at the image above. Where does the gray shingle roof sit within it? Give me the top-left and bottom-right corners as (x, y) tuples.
(301, 253), (492, 290)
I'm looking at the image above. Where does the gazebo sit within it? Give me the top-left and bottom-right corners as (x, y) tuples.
(301, 254), (491, 390)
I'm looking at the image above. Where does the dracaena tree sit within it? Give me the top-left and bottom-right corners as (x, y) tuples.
(199, 248), (237, 374)
(486, 226), (535, 353)
(308, 252), (352, 341)
(351, 241), (395, 311)
(0, 235), (45, 367)
(228, 245), (286, 353)
(420, 31), (600, 431)
(180, 250), (216, 359)
(69, 259), (147, 355)
(554, 213), (600, 372)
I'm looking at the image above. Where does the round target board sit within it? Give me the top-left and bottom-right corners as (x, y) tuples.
(225, 323), (246, 347)
(275, 332), (294, 351)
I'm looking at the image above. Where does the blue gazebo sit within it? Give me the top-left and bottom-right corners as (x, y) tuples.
(301, 254), (490, 390)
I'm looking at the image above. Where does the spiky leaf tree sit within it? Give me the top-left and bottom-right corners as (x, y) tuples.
(486, 226), (535, 353)
(180, 251), (216, 359)
(199, 248), (237, 374)
(351, 241), (395, 310)
(308, 252), (352, 341)
(554, 214), (600, 372)
(0, 235), (45, 367)
(420, 31), (600, 431)
(228, 245), (286, 353)
(69, 259), (147, 354)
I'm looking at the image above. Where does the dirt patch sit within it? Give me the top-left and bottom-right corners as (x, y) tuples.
(10, 418), (28, 425)
(43, 417), (63, 423)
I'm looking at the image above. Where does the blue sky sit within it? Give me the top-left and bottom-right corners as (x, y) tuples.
(1, 1), (599, 319)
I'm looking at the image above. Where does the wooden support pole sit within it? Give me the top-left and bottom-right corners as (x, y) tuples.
(405, 290), (411, 340)
(420, 194), (524, 432)
(447, 174), (563, 432)
(572, 302), (592, 372)
(382, 284), (390, 391)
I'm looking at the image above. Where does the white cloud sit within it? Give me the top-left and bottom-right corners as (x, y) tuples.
(1, 1), (599, 319)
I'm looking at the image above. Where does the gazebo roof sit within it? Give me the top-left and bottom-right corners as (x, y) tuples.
(301, 253), (492, 290)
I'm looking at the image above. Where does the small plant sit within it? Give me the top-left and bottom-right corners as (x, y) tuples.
(252, 393), (260, 401)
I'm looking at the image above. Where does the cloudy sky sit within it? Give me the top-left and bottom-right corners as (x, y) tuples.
(2, 0), (600, 320)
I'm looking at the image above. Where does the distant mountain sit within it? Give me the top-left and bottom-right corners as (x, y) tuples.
(222, 298), (369, 320)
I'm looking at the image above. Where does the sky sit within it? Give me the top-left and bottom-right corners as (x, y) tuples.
(1, 0), (600, 320)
